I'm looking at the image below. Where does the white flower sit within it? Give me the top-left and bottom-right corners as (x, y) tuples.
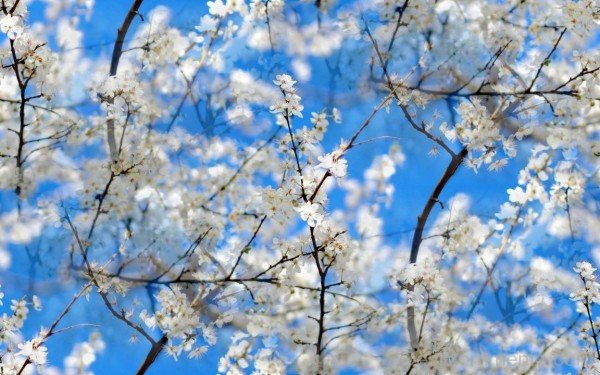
(332, 107), (342, 123)
(140, 309), (157, 329)
(507, 186), (528, 204)
(273, 74), (296, 91)
(365, 155), (396, 180)
(208, 0), (229, 16)
(310, 112), (329, 129)
(0, 14), (23, 39)
(439, 122), (456, 142)
(488, 158), (508, 171)
(17, 340), (48, 365)
(317, 153), (347, 177)
(195, 15), (219, 33)
(574, 261), (596, 279)
(295, 202), (324, 227)
(11, 299), (29, 318)
(495, 202), (519, 220)
(65, 341), (98, 370)
(32, 295), (42, 311)
(188, 346), (208, 359)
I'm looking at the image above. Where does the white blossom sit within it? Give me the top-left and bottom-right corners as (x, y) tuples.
(317, 152), (347, 177)
(295, 202), (324, 227)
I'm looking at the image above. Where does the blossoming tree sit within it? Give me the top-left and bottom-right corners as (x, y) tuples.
(1, 0), (600, 373)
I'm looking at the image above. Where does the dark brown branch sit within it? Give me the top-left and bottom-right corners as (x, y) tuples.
(109, 0), (144, 76)
(105, 0), (144, 162)
(409, 148), (467, 263)
(362, 16), (456, 157)
(136, 335), (168, 375)
(405, 148), (467, 348)
(382, 1), (410, 74)
(525, 28), (567, 92)
(225, 216), (267, 279)
(64, 210), (156, 345)
(8, 39), (26, 201)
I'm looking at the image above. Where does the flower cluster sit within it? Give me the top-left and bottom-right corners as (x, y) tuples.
(570, 261), (600, 304)
(269, 74), (304, 118)
(316, 152), (347, 178)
